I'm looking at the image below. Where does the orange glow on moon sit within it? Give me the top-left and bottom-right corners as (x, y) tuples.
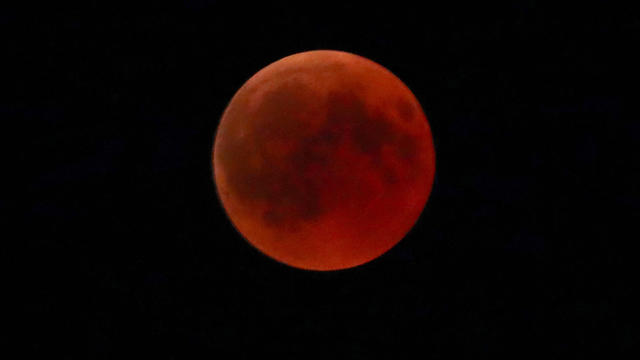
(213, 50), (435, 271)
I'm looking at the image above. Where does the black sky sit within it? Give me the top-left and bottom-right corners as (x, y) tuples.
(11, 2), (637, 358)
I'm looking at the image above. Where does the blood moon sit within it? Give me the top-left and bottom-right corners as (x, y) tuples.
(213, 50), (435, 271)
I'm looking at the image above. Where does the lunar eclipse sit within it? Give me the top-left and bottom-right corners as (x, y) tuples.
(213, 50), (435, 270)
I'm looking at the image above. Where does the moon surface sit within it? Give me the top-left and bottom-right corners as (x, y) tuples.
(213, 50), (435, 271)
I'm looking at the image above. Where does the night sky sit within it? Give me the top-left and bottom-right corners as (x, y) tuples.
(12, 2), (637, 357)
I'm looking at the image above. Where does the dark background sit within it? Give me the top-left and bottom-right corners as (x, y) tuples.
(10, 2), (637, 358)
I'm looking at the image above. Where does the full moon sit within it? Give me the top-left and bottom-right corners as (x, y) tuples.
(213, 50), (435, 271)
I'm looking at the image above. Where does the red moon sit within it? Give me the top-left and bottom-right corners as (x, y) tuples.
(213, 50), (435, 271)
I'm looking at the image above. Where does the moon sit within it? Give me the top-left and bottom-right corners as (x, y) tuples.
(213, 50), (435, 271)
